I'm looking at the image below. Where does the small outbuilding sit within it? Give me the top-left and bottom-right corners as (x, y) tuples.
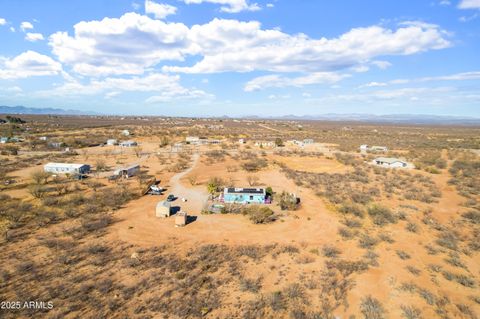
(107, 139), (117, 146)
(175, 212), (187, 227)
(156, 201), (172, 218)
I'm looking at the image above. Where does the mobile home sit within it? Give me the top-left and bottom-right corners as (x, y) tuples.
(44, 163), (90, 175)
(222, 188), (266, 204)
(113, 164), (140, 178)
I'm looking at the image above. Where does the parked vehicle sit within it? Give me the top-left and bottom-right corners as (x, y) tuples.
(166, 194), (175, 201)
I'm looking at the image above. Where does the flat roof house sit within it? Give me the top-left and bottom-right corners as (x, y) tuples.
(44, 163), (90, 175)
(223, 188), (266, 204)
(373, 157), (408, 168)
(107, 139), (117, 145)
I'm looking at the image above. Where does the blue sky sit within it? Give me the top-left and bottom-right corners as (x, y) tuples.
(1, 0), (479, 116)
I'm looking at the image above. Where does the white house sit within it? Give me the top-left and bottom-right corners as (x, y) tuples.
(39, 136), (48, 141)
(0, 137), (8, 144)
(119, 140), (137, 147)
(303, 139), (314, 144)
(107, 139), (117, 146)
(373, 157), (410, 168)
(238, 138), (246, 144)
(360, 144), (369, 152)
(122, 130), (130, 136)
(371, 146), (388, 152)
(44, 163), (90, 175)
(186, 136), (200, 144)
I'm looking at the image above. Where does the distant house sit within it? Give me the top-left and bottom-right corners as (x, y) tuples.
(106, 139), (117, 146)
(254, 141), (275, 148)
(113, 164), (140, 178)
(371, 146), (388, 152)
(222, 188), (266, 204)
(122, 130), (130, 136)
(44, 163), (90, 175)
(373, 157), (409, 168)
(360, 145), (388, 152)
(186, 136), (200, 144)
(39, 136), (48, 141)
(119, 140), (137, 147)
(0, 137), (8, 144)
(303, 139), (314, 144)
(48, 142), (64, 148)
(238, 138), (246, 144)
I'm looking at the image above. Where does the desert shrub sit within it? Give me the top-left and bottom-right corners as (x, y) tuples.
(358, 234), (378, 249)
(367, 205), (397, 226)
(444, 252), (466, 269)
(462, 210), (480, 224)
(436, 231), (458, 250)
(406, 265), (421, 276)
(396, 250), (411, 260)
(442, 271), (475, 288)
(406, 222), (418, 233)
(418, 288), (436, 305)
(242, 158), (268, 172)
(343, 218), (362, 228)
(31, 170), (51, 185)
(339, 202), (365, 218)
(267, 291), (286, 312)
(28, 185), (49, 199)
(338, 227), (355, 239)
(322, 245), (341, 258)
(284, 283), (305, 301)
(278, 191), (299, 211)
(242, 206), (276, 224)
(400, 305), (422, 319)
(239, 277), (262, 293)
(360, 296), (386, 319)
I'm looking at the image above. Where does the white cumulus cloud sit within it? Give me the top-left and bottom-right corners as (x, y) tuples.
(0, 18), (6, 26)
(20, 21), (33, 32)
(0, 51), (62, 79)
(48, 13), (451, 77)
(459, 0), (480, 9)
(145, 0), (177, 19)
(25, 32), (45, 42)
(182, 0), (260, 13)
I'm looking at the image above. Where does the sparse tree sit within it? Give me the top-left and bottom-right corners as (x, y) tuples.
(188, 175), (198, 186)
(31, 170), (51, 185)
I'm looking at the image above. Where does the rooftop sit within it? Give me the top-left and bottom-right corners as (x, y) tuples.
(374, 157), (405, 164)
(224, 188), (266, 195)
(44, 162), (88, 169)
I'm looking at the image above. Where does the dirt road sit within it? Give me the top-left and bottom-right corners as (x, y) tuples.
(168, 153), (208, 212)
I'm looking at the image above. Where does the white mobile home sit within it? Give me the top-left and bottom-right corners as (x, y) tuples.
(44, 163), (90, 175)
(373, 157), (410, 168)
(119, 140), (137, 147)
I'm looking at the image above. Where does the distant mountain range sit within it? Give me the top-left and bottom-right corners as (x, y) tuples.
(1, 105), (479, 125)
(0, 105), (96, 115)
(251, 113), (480, 125)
